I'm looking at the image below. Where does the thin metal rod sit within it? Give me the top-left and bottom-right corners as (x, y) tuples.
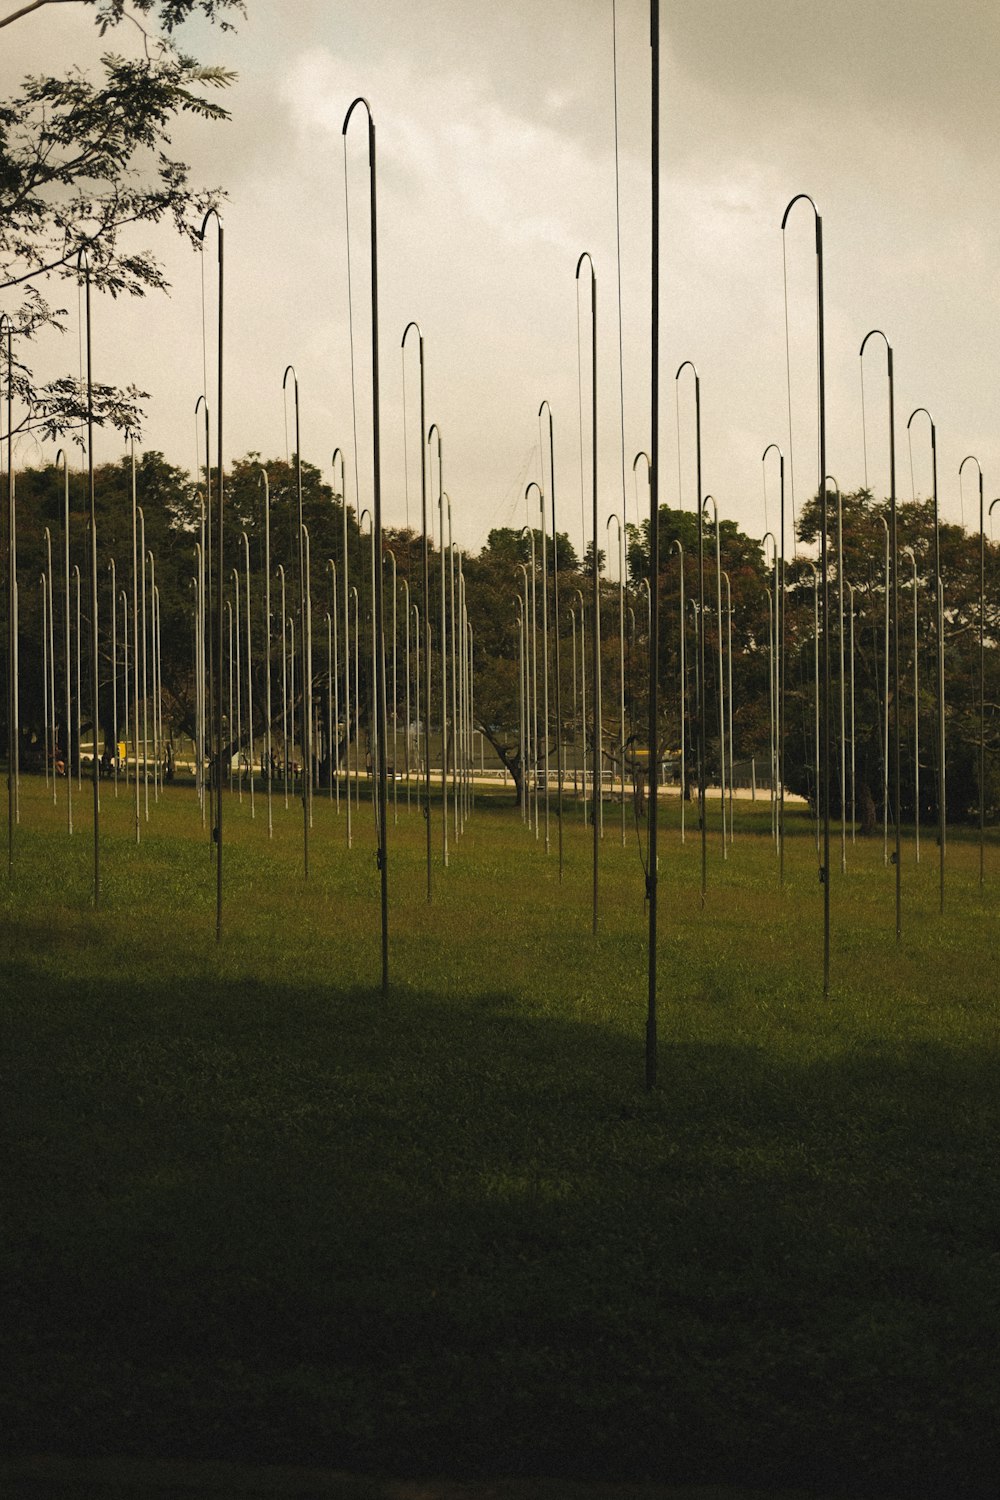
(862, 330), (900, 938)
(540, 402), (563, 876)
(577, 251), (599, 933)
(403, 324), (432, 900)
(782, 193), (829, 993)
(333, 448), (351, 848)
(344, 96), (389, 993)
(197, 208), (224, 941)
(647, 0), (660, 1089)
(677, 360), (705, 904)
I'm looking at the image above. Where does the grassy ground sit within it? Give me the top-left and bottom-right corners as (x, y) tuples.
(2, 774), (999, 1498)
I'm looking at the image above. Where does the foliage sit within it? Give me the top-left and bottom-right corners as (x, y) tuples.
(0, 0), (240, 442)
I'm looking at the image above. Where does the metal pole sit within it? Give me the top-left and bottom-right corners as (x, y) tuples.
(520, 523), (539, 841)
(343, 96), (389, 991)
(908, 410), (944, 910)
(402, 576), (410, 810)
(259, 469), (273, 838)
(527, 480), (550, 852)
(351, 585), (360, 811)
(539, 401), (563, 876)
(782, 193), (829, 992)
(333, 448), (352, 848)
(242, 530), (254, 819)
(121, 587), (130, 798)
(278, 565), (288, 810)
(960, 458), (984, 887)
(197, 208), (224, 942)
(302, 522), (313, 831)
(606, 512), (626, 846)
(107, 555), (116, 798)
(139, 507), (149, 822)
(428, 424), (447, 868)
(402, 323), (432, 902)
(55, 450), (72, 835)
(824, 475), (846, 872)
(384, 546), (397, 825)
(576, 586), (588, 831)
(861, 330), (901, 938)
(703, 495), (726, 856)
(847, 580), (856, 845)
(676, 361), (705, 903)
(671, 538), (685, 841)
(515, 596), (525, 817)
(2, 314), (13, 875)
(76, 250), (100, 904)
(448, 495), (459, 842)
(902, 547), (919, 862)
(284, 366), (310, 870)
(879, 514), (890, 866)
(46, 530), (57, 802)
(723, 569), (734, 841)
(73, 563), (81, 792)
(331, 571), (341, 815)
(149, 550), (159, 804)
(647, 0), (660, 1088)
(576, 251), (599, 933)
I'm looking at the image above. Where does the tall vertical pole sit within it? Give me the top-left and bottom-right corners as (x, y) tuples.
(259, 469), (273, 838)
(242, 530), (254, 819)
(676, 363), (705, 902)
(646, 0), (660, 1088)
(76, 251), (100, 905)
(576, 252), (599, 933)
(671, 539), (685, 840)
(56, 450), (72, 836)
(46, 530), (57, 802)
(344, 96), (389, 993)
(2, 315), (13, 876)
(607, 512), (626, 846)
(448, 496), (459, 841)
(328, 558), (340, 809)
(782, 194), (829, 992)
(960, 458), (984, 887)
(284, 367), (310, 871)
(847, 580), (856, 843)
(107, 555), (116, 798)
(906, 410), (945, 913)
(703, 495), (726, 856)
(278, 565), (288, 809)
(402, 325), (431, 900)
(762, 445), (786, 883)
(197, 209), (224, 941)
(902, 548), (919, 862)
(333, 449), (351, 847)
(723, 569), (734, 840)
(539, 402), (563, 876)
(861, 331), (900, 937)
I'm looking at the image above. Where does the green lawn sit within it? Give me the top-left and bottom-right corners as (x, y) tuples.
(2, 775), (999, 1498)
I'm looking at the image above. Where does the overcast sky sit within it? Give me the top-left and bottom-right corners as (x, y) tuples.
(6, 0), (1000, 564)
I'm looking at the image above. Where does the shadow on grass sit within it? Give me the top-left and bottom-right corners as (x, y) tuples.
(3, 964), (999, 1499)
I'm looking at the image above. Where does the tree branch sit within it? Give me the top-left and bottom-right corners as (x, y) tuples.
(0, 0), (77, 29)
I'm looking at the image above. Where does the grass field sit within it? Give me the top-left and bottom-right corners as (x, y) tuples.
(3, 774), (999, 1499)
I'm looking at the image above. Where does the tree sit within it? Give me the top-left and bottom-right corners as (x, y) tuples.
(791, 487), (1000, 824)
(0, 0), (242, 445)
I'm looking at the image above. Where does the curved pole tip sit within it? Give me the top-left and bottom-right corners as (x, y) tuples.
(859, 328), (890, 359)
(780, 191), (819, 229)
(342, 95), (373, 135)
